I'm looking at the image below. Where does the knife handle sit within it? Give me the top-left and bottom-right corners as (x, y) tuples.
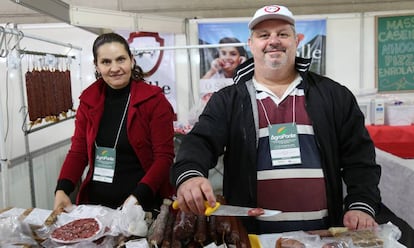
(172, 200), (179, 210)
(204, 201), (220, 216)
(172, 200), (220, 216)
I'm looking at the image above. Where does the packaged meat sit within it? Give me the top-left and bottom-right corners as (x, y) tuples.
(50, 217), (102, 244)
(275, 237), (306, 248)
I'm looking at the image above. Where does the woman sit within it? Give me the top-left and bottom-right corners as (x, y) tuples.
(54, 33), (175, 212)
(202, 37), (247, 79)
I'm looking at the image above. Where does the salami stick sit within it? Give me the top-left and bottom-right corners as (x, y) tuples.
(216, 215), (231, 244)
(39, 69), (49, 119)
(44, 70), (54, 118)
(186, 241), (201, 248)
(226, 216), (240, 244)
(208, 215), (218, 244)
(214, 195), (230, 244)
(172, 210), (185, 240)
(194, 215), (207, 245)
(237, 218), (251, 248)
(64, 69), (73, 111)
(148, 200), (171, 246)
(25, 71), (37, 122)
(32, 70), (42, 122)
(161, 210), (176, 248)
(171, 214), (182, 248)
(173, 210), (197, 240)
(50, 70), (59, 117)
(171, 238), (182, 248)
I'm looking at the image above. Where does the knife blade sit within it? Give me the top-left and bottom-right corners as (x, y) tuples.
(208, 203), (281, 217)
(172, 200), (281, 217)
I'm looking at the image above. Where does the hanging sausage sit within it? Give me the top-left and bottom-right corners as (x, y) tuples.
(63, 57), (74, 114)
(24, 53), (75, 126)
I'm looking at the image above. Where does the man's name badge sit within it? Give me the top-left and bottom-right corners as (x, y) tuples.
(268, 123), (302, 166)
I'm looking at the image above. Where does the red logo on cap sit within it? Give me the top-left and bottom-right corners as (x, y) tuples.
(264, 5), (281, 13)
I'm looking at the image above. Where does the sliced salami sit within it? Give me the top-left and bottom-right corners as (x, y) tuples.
(247, 208), (265, 217)
(50, 217), (101, 243)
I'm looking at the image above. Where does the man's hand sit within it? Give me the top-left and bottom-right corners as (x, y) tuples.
(175, 177), (216, 215)
(343, 210), (378, 230)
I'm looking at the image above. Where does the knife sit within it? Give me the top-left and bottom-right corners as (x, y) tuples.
(172, 200), (281, 217)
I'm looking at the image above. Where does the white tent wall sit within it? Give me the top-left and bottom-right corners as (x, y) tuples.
(1, 8), (414, 210)
(0, 23), (95, 209)
(327, 10), (413, 100)
(0, 23), (191, 209)
(5, 23), (92, 157)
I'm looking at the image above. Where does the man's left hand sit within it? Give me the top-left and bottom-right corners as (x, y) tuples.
(343, 210), (378, 230)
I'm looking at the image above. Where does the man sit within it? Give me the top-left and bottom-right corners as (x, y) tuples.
(171, 5), (381, 234)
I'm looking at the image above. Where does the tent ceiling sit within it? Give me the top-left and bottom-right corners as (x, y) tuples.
(2, 0), (414, 26)
(0, 0), (414, 32)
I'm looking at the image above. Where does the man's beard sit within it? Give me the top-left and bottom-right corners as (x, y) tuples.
(265, 53), (287, 69)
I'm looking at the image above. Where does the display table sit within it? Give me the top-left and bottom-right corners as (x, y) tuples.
(376, 148), (414, 229)
(366, 125), (414, 159)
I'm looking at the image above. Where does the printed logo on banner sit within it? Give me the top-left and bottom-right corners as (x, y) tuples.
(118, 31), (177, 115)
(128, 32), (164, 77)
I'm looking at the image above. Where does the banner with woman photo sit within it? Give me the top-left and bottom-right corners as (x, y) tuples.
(197, 19), (326, 100)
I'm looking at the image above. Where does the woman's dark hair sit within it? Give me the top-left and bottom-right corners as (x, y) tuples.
(218, 37), (247, 58)
(92, 32), (145, 80)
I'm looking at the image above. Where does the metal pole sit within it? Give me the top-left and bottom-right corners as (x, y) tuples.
(14, 46), (37, 208)
(1, 26), (82, 51)
(0, 91), (9, 208)
(131, 42), (247, 54)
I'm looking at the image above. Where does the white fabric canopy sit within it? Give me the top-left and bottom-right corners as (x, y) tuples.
(377, 148), (414, 228)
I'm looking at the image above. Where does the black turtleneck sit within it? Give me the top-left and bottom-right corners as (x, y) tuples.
(88, 83), (146, 209)
(56, 82), (157, 211)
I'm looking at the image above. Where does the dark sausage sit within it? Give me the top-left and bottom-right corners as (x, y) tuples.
(226, 216), (240, 244)
(173, 210), (197, 240)
(208, 215), (218, 244)
(148, 201), (170, 246)
(194, 215), (207, 245)
(237, 218), (251, 248)
(161, 210), (176, 248)
(216, 215), (231, 244)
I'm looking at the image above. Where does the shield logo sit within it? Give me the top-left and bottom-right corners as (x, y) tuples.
(128, 32), (164, 77)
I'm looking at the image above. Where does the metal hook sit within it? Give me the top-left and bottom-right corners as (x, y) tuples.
(64, 43), (73, 70)
(0, 26), (7, 58)
(0, 26), (5, 47)
(5, 31), (14, 48)
(7, 30), (23, 53)
(15, 30), (24, 47)
(65, 43), (73, 56)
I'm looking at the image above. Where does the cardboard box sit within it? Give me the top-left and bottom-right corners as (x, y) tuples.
(385, 104), (414, 126)
(371, 98), (385, 125)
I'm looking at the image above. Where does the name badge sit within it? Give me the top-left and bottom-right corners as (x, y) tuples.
(268, 123), (302, 166)
(93, 146), (116, 183)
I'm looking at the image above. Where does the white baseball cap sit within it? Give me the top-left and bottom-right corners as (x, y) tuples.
(248, 5), (295, 29)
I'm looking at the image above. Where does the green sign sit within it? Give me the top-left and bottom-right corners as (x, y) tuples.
(376, 14), (414, 92)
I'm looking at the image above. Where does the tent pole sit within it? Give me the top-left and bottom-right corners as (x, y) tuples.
(0, 91), (9, 209)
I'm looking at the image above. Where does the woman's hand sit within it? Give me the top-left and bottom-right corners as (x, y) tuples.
(53, 190), (73, 213)
(123, 195), (139, 209)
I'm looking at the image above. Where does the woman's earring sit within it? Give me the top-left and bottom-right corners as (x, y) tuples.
(95, 70), (102, 79)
